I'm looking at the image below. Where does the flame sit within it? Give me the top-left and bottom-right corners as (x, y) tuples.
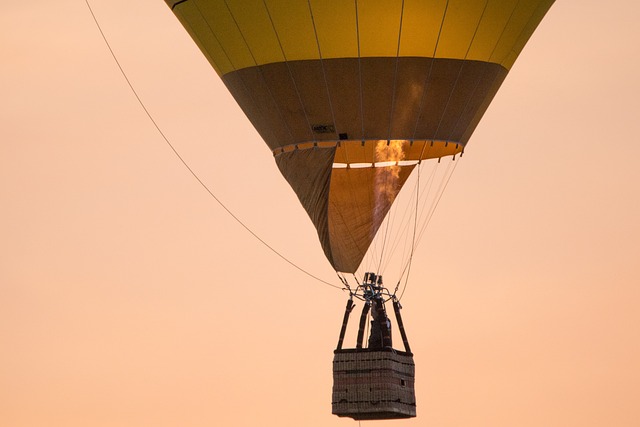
(373, 140), (407, 233)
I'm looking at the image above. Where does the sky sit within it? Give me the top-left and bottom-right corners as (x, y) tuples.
(1, 1), (639, 426)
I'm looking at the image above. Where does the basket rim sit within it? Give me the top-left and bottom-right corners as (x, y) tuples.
(334, 348), (413, 357)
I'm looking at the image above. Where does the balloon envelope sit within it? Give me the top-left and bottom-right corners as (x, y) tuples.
(165, 0), (554, 273)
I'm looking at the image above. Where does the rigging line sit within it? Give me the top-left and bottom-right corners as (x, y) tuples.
(364, 303), (370, 348)
(397, 159), (458, 300)
(412, 162), (440, 245)
(377, 194), (395, 273)
(384, 160), (438, 274)
(337, 272), (352, 293)
(378, 199), (400, 274)
(379, 172), (416, 274)
(415, 163), (452, 244)
(393, 162), (420, 297)
(352, 273), (361, 290)
(397, 183), (423, 301)
(382, 160), (437, 273)
(390, 150), (453, 282)
(389, 170), (425, 273)
(371, 162), (419, 277)
(392, 175), (419, 261)
(406, 163), (422, 286)
(84, 0), (341, 290)
(397, 258), (411, 301)
(399, 219), (413, 274)
(396, 236), (414, 301)
(381, 188), (405, 274)
(380, 174), (416, 273)
(397, 162), (431, 298)
(398, 165), (453, 301)
(376, 156), (407, 273)
(415, 159), (459, 247)
(413, 160), (448, 236)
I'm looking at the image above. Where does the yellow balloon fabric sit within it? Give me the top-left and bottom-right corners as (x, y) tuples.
(165, 0), (555, 273)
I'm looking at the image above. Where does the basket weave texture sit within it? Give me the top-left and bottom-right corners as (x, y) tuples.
(332, 349), (416, 420)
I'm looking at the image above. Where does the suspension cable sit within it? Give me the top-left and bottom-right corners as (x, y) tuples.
(396, 158), (459, 301)
(84, 0), (342, 290)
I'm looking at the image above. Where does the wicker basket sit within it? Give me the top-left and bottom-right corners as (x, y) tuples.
(332, 349), (416, 420)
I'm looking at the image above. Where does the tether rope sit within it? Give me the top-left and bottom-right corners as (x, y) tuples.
(84, 0), (341, 290)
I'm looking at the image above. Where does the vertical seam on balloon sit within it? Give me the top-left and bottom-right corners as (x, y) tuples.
(354, 1), (378, 272)
(222, 0), (297, 146)
(446, 0), (522, 144)
(305, 2), (362, 270)
(173, 3), (224, 74)
(353, 0), (371, 273)
(413, 0), (450, 160)
(428, 1), (490, 147)
(379, 0), (407, 273)
(378, 0), (406, 271)
(263, 0), (333, 270)
(187, 1), (277, 145)
(458, 1), (546, 144)
(488, 0), (522, 63)
(500, 0), (550, 68)
(385, 0), (406, 142)
(355, 1), (372, 267)
(355, 0), (365, 143)
(260, 1), (334, 269)
(446, 65), (487, 144)
(451, 0), (520, 145)
(306, 0), (340, 145)
(191, 1), (239, 71)
(457, 0), (540, 144)
(307, 0), (368, 270)
(261, 0), (316, 142)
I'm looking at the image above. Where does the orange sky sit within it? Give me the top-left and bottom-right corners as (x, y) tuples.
(2, 1), (639, 426)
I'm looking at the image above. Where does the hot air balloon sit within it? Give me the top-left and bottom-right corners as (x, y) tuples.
(164, 0), (555, 420)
